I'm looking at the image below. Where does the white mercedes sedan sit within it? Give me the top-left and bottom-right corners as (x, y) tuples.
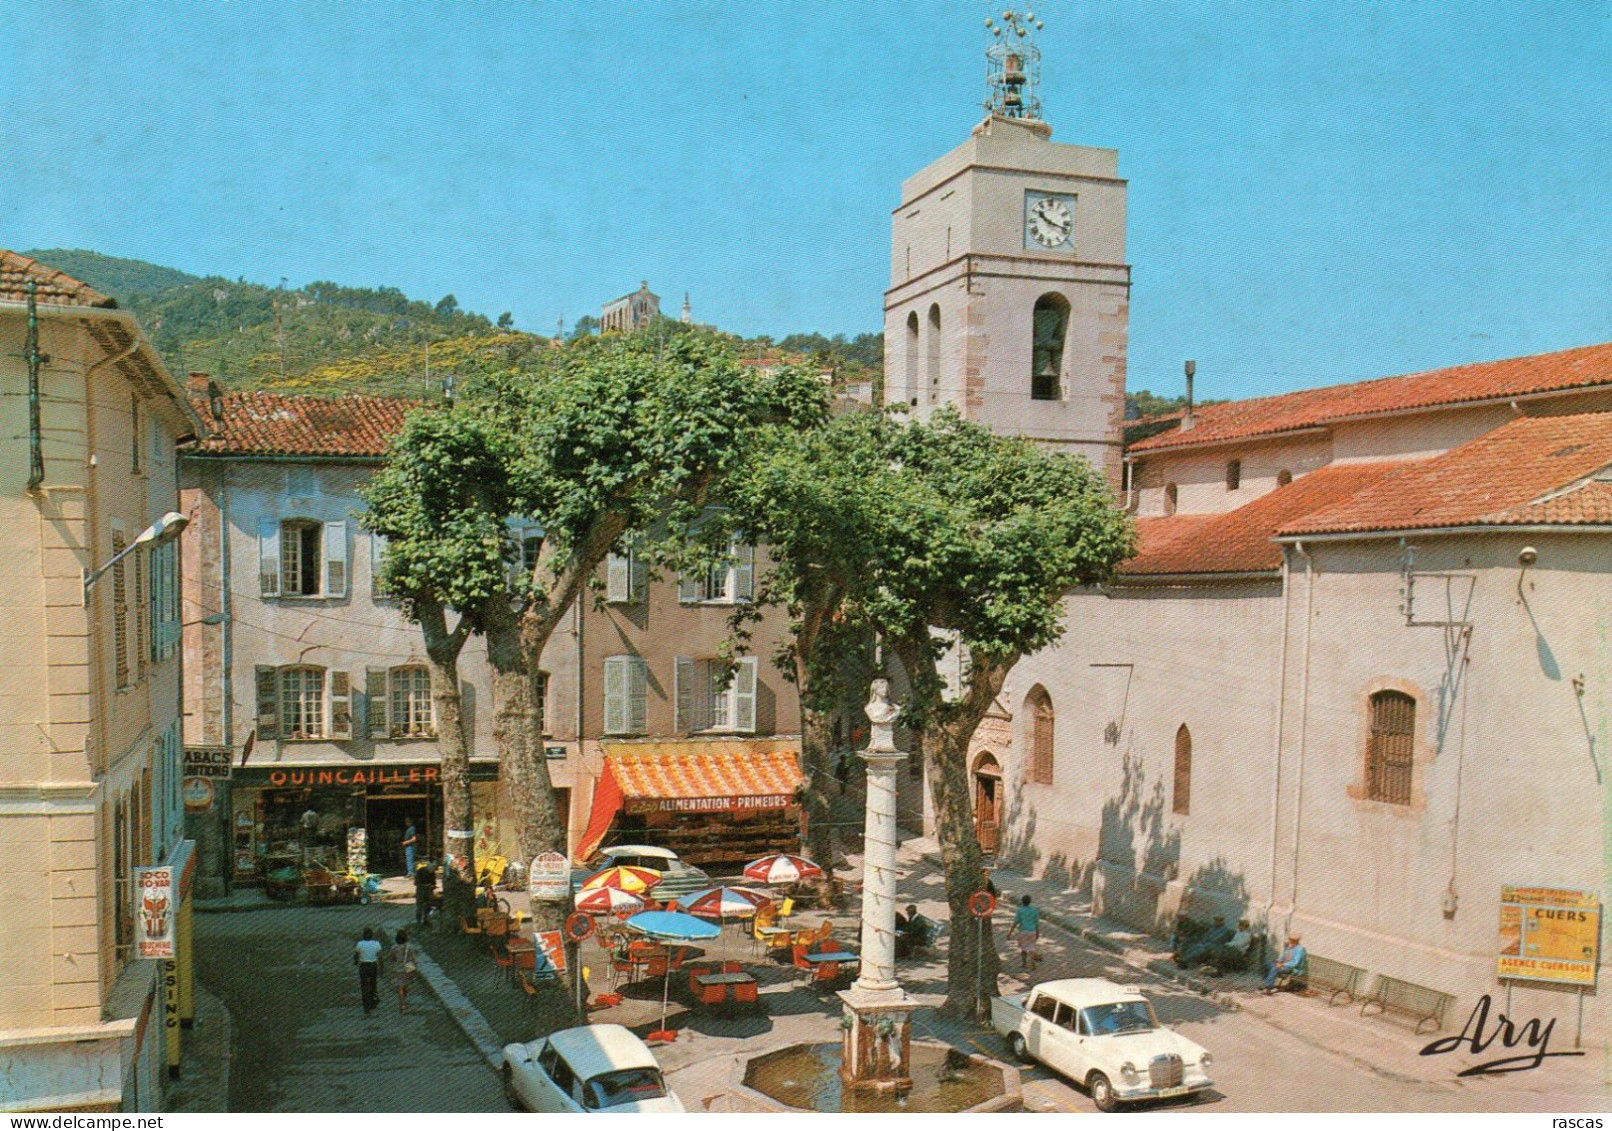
(501, 1024), (685, 1113)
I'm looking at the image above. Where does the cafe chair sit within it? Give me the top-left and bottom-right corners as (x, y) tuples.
(733, 980), (760, 1006)
(698, 981), (727, 1006)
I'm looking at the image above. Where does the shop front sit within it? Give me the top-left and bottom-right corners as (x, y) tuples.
(230, 761), (499, 881)
(576, 740), (804, 870)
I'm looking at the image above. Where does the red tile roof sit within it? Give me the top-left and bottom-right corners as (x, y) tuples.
(1122, 462), (1402, 575)
(0, 249), (116, 308)
(1283, 412), (1612, 535)
(1129, 343), (1612, 454)
(189, 392), (421, 458)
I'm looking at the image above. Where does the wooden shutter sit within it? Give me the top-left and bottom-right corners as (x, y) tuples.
(365, 668), (389, 738)
(329, 671), (353, 739)
(370, 532), (391, 599)
(734, 541), (755, 601)
(1173, 725), (1192, 815)
(258, 519), (281, 597)
(1030, 690), (1054, 785)
(133, 550), (147, 681)
(603, 656), (629, 735)
(734, 656), (757, 734)
(255, 666), (279, 738)
(674, 657), (695, 734)
(323, 520), (348, 598)
(606, 550), (632, 603)
(1368, 692), (1415, 804)
(627, 657), (648, 734)
(678, 571), (705, 604)
(111, 528), (129, 688)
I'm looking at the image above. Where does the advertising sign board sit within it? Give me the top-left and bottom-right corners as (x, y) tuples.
(529, 851), (570, 902)
(1498, 886), (1600, 986)
(136, 865), (176, 959)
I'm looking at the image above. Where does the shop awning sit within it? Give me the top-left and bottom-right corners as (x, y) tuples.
(576, 740), (803, 863)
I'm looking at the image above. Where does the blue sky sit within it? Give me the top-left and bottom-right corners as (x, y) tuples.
(3, 1), (1606, 401)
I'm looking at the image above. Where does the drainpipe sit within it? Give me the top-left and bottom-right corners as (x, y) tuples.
(1285, 539), (1317, 937)
(1264, 544), (1295, 929)
(25, 283), (44, 489)
(219, 475), (233, 748)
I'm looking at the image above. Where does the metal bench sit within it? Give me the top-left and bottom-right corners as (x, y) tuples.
(1359, 974), (1454, 1034)
(1294, 955), (1365, 1005)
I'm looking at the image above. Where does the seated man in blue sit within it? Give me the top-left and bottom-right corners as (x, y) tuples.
(1262, 933), (1307, 993)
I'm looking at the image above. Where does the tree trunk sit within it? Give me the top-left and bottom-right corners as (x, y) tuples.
(892, 636), (1013, 1019)
(798, 701), (836, 865)
(419, 599), (475, 931)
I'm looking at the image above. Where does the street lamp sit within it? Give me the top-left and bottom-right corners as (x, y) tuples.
(83, 511), (189, 605)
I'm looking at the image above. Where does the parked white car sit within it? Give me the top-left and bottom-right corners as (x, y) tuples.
(501, 1024), (685, 1113)
(570, 844), (710, 902)
(991, 978), (1214, 1111)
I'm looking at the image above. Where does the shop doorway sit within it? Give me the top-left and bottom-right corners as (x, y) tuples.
(367, 794), (436, 876)
(972, 751), (1002, 855)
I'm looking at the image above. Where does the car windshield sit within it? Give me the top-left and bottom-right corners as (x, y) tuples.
(1081, 1000), (1157, 1035)
(584, 1067), (669, 1109)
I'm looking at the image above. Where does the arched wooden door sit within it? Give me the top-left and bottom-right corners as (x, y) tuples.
(972, 751), (1003, 854)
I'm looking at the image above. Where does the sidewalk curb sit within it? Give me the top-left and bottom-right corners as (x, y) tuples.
(414, 947), (506, 1071)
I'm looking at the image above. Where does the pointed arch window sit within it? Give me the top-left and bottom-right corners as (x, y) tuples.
(1173, 725), (1192, 815)
(1031, 293), (1069, 401)
(1027, 685), (1055, 785)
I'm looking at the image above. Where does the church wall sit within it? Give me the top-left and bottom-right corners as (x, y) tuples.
(1132, 435), (1333, 517)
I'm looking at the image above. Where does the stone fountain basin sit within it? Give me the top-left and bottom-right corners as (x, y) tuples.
(729, 1039), (1021, 1114)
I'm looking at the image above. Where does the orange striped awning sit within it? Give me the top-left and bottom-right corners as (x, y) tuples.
(576, 740), (803, 863)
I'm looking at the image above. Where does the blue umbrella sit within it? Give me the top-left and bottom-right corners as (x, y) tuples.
(623, 910), (722, 1040)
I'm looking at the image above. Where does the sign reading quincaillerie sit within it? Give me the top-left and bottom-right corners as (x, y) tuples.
(1498, 886), (1600, 986)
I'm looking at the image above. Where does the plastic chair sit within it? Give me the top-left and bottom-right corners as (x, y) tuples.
(777, 897), (795, 921)
(733, 980), (760, 1005)
(698, 982), (726, 1006)
(790, 942), (814, 986)
(492, 946), (515, 982)
(811, 960), (842, 986)
(721, 960), (743, 974)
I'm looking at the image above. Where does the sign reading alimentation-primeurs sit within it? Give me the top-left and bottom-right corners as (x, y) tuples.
(1498, 886), (1600, 987)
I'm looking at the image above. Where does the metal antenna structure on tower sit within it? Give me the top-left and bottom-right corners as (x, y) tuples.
(984, 9), (1046, 121)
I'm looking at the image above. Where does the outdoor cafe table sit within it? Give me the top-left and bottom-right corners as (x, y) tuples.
(804, 950), (859, 965)
(696, 972), (756, 987)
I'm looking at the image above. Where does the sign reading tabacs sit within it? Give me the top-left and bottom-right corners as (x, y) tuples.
(1498, 886), (1600, 987)
(136, 866), (176, 959)
(182, 746), (234, 780)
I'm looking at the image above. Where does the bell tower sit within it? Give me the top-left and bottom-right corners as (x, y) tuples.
(883, 10), (1129, 483)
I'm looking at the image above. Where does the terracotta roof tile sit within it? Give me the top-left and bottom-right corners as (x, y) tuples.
(0, 249), (116, 308)
(1129, 343), (1612, 453)
(1121, 462), (1402, 575)
(1283, 412), (1612, 535)
(189, 392), (420, 458)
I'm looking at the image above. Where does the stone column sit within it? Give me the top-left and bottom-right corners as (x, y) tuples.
(839, 679), (916, 1089)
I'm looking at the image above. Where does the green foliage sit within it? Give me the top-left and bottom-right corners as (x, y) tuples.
(22, 248), (201, 296)
(1125, 388), (1226, 420)
(771, 331), (883, 388)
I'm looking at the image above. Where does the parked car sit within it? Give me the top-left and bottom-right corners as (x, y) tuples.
(991, 978), (1214, 1111)
(501, 1024), (685, 1113)
(570, 844), (710, 903)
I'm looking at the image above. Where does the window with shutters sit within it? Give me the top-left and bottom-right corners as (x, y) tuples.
(1173, 725), (1192, 815)
(370, 532), (394, 600)
(389, 666), (434, 737)
(149, 540), (180, 661)
(1366, 691), (1416, 805)
(605, 544), (646, 604)
(678, 539), (755, 604)
(1026, 685), (1054, 785)
(133, 547), (147, 683)
(261, 518), (347, 598)
(111, 527), (130, 689)
(602, 655), (649, 735)
(675, 656), (758, 734)
(113, 794), (132, 958)
(280, 666), (327, 739)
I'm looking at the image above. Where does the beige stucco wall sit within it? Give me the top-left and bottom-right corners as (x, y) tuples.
(1132, 435), (1333, 517)
(0, 306), (189, 1111)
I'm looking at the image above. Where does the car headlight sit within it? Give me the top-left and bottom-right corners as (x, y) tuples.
(1199, 1052), (1213, 1069)
(1119, 1062), (1140, 1082)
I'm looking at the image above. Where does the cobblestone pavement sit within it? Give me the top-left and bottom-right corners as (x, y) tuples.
(194, 900), (503, 1112)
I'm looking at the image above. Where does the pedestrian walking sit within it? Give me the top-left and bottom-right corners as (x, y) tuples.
(401, 820), (420, 876)
(354, 926), (383, 1014)
(391, 929), (419, 1013)
(1012, 894), (1041, 972)
(413, 859), (437, 926)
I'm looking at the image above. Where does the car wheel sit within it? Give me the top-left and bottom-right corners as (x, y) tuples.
(359, 893), (370, 906)
(1088, 1072), (1119, 1113)
(1006, 1032), (1031, 1064)
(502, 1065), (523, 1111)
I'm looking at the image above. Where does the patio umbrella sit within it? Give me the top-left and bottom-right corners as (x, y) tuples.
(624, 910), (721, 1042)
(579, 865), (663, 896)
(680, 885), (773, 921)
(574, 886), (647, 915)
(743, 853), (823, 886)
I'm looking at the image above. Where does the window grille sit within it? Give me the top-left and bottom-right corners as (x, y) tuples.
(1367, 691), (1415, 805)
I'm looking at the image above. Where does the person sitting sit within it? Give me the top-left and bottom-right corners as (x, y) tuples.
(1177, 915), (1233, 968)
(895, 904), (936, 958)
(1262, 934), (1308, 993)
(1203, 919), (1255, 973)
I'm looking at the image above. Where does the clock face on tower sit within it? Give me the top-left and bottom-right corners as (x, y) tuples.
(1024, 191), (1076, 251)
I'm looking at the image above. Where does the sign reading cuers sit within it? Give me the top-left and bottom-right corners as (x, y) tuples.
(1498, 886), (1600, 986)
(182, 746), (233, 780)
(136, 866), (176, 959)
(529, 851), (571, 902)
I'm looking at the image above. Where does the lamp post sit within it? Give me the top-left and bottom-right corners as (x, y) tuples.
(83, 511), (189, 605)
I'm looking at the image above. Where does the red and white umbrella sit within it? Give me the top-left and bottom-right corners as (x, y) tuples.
(574, 886), (647, 916)
(680, 885), (773, 921)
(579, 865), (663, 895)
(743, 853), (824, 886)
